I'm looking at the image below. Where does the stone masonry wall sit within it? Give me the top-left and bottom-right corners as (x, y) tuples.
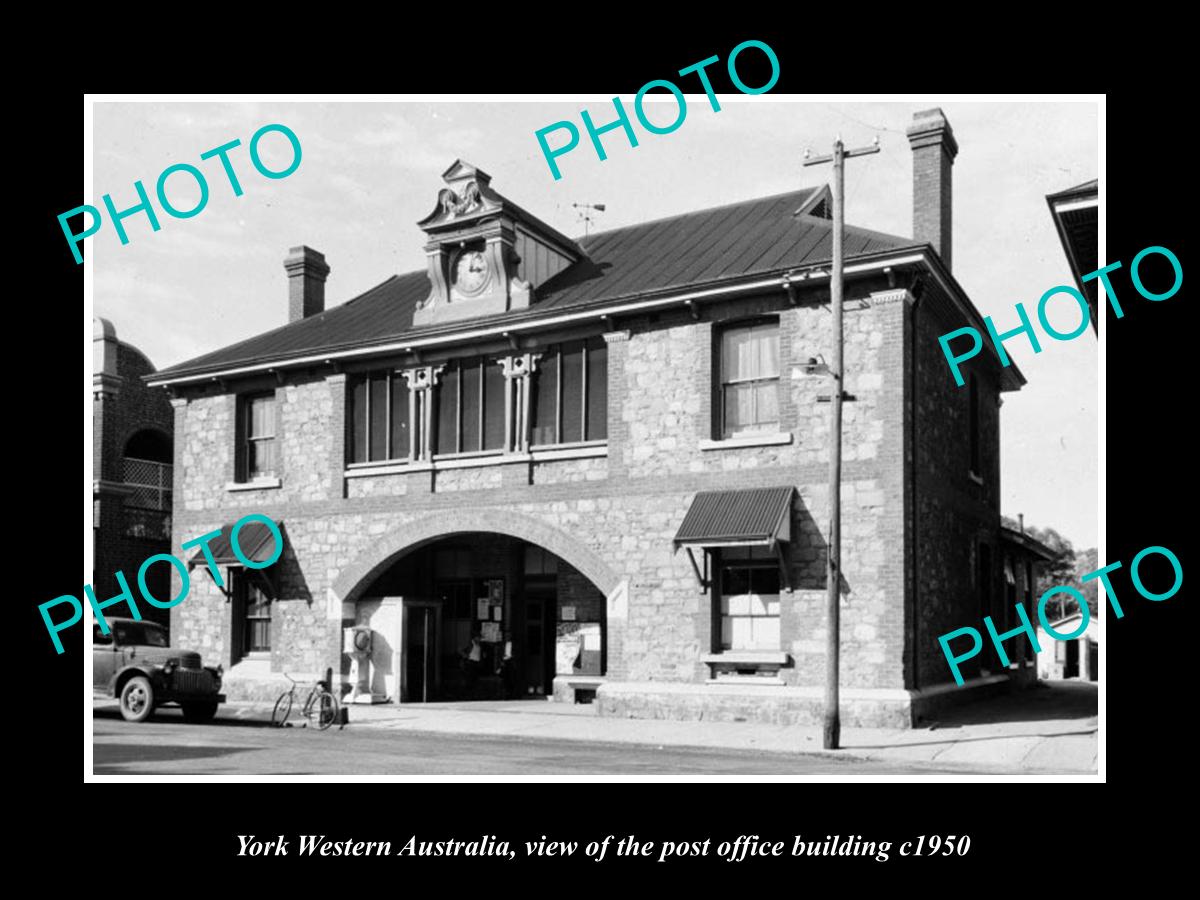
(912, 296), (1004, 689)
(170, 283), (920, 711)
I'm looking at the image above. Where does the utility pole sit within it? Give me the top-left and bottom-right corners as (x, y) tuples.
(803, 135), (879, 750)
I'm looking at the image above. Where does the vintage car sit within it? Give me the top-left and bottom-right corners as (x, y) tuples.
(93, 618), (225, 723)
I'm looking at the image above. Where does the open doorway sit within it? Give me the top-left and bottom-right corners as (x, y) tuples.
(349, 532), (606, 703)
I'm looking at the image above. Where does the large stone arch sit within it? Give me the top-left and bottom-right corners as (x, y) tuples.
(332, 507), (621, 604)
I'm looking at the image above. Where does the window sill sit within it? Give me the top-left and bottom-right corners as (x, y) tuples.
(225, 477), (282, 492)
(343, 443), (607, 478)
(708, 674), (787, 686)
(700, 432), (792, 451)
(702, 651), (790, 666)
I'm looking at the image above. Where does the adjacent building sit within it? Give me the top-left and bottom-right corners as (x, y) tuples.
(1047, 179), (1099, 332)
(149, 108), (1041, 726)
(93, 317), (175, 632)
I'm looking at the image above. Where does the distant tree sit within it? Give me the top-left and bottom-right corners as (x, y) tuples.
(1024, 524), (1078, 621)
(1075, 548), (1099, 616)
(1003, 520), (1096, 621)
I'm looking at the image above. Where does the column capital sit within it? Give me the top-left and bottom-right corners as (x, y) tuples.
(501, 352), (541, 379)
(602, 330), (632, 344)
(402, 364), (444, 391)
(868, 288), (915, 306)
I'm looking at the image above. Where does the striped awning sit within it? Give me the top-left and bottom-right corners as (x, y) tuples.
(187, 520), (280, 567)
(674, 487), (795, 548)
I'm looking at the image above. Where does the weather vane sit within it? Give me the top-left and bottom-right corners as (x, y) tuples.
(572, 202), (606, 237)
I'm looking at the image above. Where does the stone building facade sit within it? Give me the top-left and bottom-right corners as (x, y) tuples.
(149, 109), (1039, 726)
(93, 318), (175, 631)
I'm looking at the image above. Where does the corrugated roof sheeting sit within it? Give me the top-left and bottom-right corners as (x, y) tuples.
(157, 188), (918, 379)
(674, 486), (795, 545)
(188, 520), (280, 566)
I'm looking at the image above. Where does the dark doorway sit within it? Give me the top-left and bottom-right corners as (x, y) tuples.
(403, 602), (438, 703)
(523, 578), (555, 695)
(354, 533), (605, 704)
(1063, 639), (1079, 679)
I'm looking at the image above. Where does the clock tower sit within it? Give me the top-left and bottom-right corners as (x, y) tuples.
(413, 160), (584, 327)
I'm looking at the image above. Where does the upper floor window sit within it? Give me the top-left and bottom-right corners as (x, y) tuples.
(968, 373), (981, 476)
(719, 321), (780, 439)
(435, 357), (506, 455)
(239, 393), (277, 481)
(350, 372), (410, 463)
(530, 337), (607, 446)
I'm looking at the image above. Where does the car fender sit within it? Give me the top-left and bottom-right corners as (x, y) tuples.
(113, 665), (164, 698)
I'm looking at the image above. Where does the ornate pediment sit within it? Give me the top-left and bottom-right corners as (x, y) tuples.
(412, 160), (586, 327)
(417, 160), (502, 230)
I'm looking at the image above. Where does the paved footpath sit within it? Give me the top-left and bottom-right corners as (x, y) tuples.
(202, 680), (1097, 774)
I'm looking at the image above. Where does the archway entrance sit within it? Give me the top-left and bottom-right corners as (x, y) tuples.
(351, 532), (607, 703)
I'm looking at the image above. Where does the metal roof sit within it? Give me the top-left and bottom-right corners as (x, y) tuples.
(999, 526), (1058, 562)
(188, 520), (280, 567)
(154, 188), (921, 381)
(674, 486), (795, 546)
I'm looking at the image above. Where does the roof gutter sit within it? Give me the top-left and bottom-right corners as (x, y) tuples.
(148, 247), (1022, 389)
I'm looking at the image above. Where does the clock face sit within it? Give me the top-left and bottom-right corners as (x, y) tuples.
(454, 250), (488, 294)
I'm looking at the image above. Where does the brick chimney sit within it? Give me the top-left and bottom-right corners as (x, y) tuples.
(905, 108), (958, 271)
(284, 245), (330, 322)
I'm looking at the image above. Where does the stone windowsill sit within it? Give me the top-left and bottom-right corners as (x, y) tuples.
(702, 651), (790, 666)
(225, 477), (282, 492)
(699, 432), (793, 451)
(344, 443), (607, 478)
(709, 674), (787, 687)
(227, 656), (272, 678)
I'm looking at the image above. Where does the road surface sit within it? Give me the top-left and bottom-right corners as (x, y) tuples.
(93, 708), (981, 775)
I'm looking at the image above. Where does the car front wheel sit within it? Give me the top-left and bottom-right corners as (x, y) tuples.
(119, 676), (155, 723)
(181, 701), (219, 724)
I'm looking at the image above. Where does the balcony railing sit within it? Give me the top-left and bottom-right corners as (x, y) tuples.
(122, 457), (173, 540)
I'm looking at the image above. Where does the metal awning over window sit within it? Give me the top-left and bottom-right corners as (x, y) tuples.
(673, 487), (795, 591)
(187, 519), (281, 599)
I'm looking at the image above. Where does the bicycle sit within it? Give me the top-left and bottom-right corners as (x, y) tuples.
(271, 673), (341, 730)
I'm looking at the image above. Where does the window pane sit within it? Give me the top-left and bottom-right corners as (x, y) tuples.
(751, 566), (780, 596)
(720, 617), (733, 649)
(483, 359), (506, 450)
(586, 340), (607, 440)
(531, 351), (558, 445)
(250, 395), (275, 438)
(561, 343), (584, 443)
(722, 327), (755, 382)
(246, 583), (270, 616)
(722, 565), (750, 596)
(351, 378), (367, 463)
(723, 383), (755, 435)
(436, 363), (459, 454)
(389, 373), (409, 460)
(755, 381), (780, 428)
(461, 360), (482, 452)
(757, 324), (780, 378)
(726, 594), (750, 616)
(730, 617), (753, 648)
(249, 437), (276, 479)
(369, 375), (388, 461)
(750, 616), (779, 649)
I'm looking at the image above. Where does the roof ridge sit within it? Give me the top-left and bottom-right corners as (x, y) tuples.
(576, 186), (823, 244)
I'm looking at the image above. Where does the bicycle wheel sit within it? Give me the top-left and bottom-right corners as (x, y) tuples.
(271, 691), (293, 727)
(313, 690), (340, 731)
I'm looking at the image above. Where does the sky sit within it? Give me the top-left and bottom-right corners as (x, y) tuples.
(91, 98), (1099, 548)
